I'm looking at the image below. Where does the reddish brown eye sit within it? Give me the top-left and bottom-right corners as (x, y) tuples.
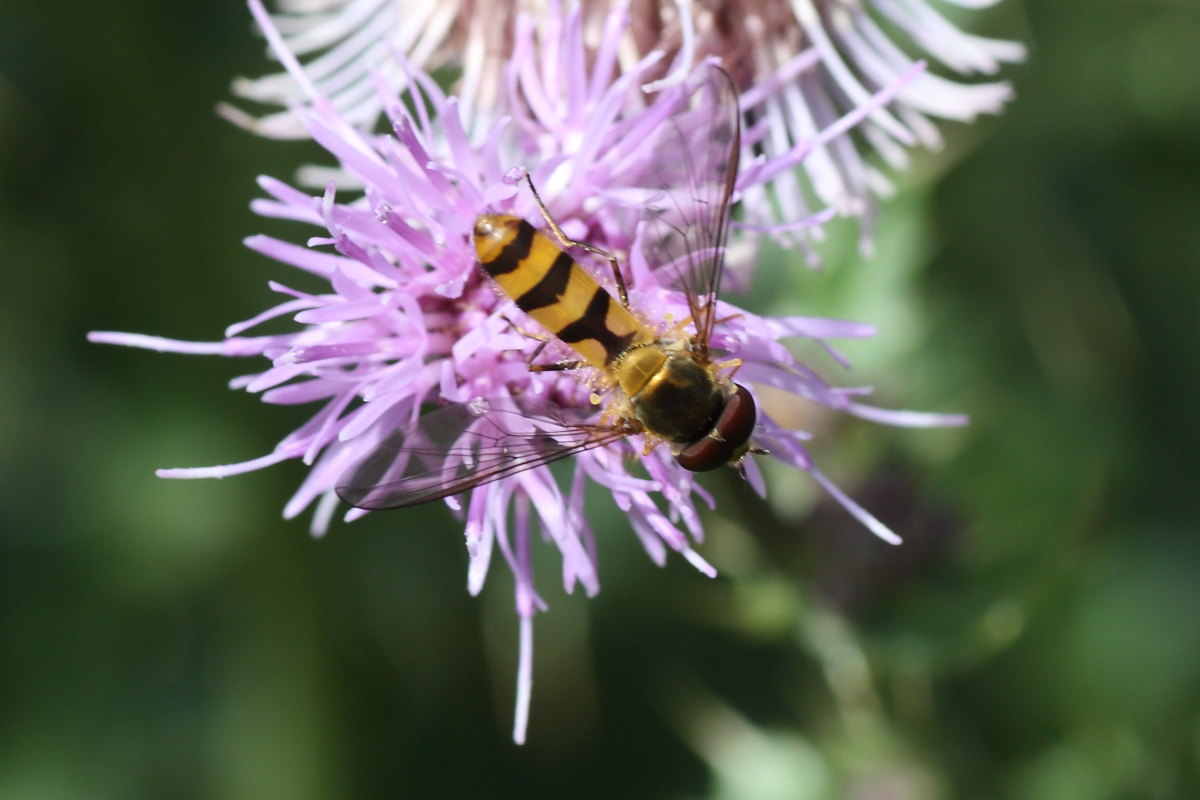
(676, 384), (757, 472)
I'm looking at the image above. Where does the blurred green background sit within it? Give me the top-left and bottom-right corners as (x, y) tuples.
(3, 1), (1198, 798)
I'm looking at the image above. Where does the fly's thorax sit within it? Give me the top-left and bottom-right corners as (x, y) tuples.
(614, 344), (666, 398)
(621, 345), (724, 445)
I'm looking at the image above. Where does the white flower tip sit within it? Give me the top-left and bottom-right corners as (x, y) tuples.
(877, 528), (904, 546)
(215, 101), (255, 129)
(216, 100), (311, 140)
(810, 467), (904, 546)
(512, 614), (534, 745)
(683, 548), (718, 578)
(834, 195), (868, 217)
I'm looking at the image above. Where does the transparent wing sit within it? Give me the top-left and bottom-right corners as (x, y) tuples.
(640, 64), (740, 361)
(336, 397), (637, 510)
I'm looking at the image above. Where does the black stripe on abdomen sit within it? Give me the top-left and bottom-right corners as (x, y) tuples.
(481, 220), (534, 277)
(555, 289), (637, 364)
(515, 252), (574, 311)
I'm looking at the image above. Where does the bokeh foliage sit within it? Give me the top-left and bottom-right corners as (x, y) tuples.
(2, 0), (1198, 798)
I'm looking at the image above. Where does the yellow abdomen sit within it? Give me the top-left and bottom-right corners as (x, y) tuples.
(474, 214), (652, 371)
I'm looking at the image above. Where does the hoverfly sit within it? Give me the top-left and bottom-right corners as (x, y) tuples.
(337, 64), (762, 511)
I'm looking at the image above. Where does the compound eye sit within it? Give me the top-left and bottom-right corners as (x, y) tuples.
(675, 384), (757, 472)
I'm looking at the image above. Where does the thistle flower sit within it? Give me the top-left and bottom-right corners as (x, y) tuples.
(92, 0), (966, 742)
(224, 0), (1024, 253)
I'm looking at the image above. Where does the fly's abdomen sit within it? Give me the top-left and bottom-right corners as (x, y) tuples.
(474, 214), (649, 370)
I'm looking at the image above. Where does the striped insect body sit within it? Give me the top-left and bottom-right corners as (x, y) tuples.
(473, 214), (652, 372)
(338, 65), (762, 511)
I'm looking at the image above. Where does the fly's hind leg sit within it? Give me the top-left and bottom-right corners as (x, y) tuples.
(521, 171), (632, 308)
(530, 357), (584, 373)
(501, 314), (583, 373)
(527, 340), (583, 373)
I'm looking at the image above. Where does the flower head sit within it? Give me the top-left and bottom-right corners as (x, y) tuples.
(225, 0), (1024, 255)
(93, 0), (967, 742)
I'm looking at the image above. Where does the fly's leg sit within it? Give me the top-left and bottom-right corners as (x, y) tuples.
(522, 171), (632, 308)
(660, 313), (695, 340)
(527, 339), (583, 372)
(501, 314), (583, 373)
(712, 356), (744, 380)
(729, 444), (771, 479)
(529, 357), (584, 373)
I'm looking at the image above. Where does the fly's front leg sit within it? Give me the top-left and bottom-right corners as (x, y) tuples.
(522, 171), (632, 308)
(712, 356), (744, 380)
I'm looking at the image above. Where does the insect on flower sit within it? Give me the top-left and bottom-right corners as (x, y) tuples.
(335, 65), (767, 512)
